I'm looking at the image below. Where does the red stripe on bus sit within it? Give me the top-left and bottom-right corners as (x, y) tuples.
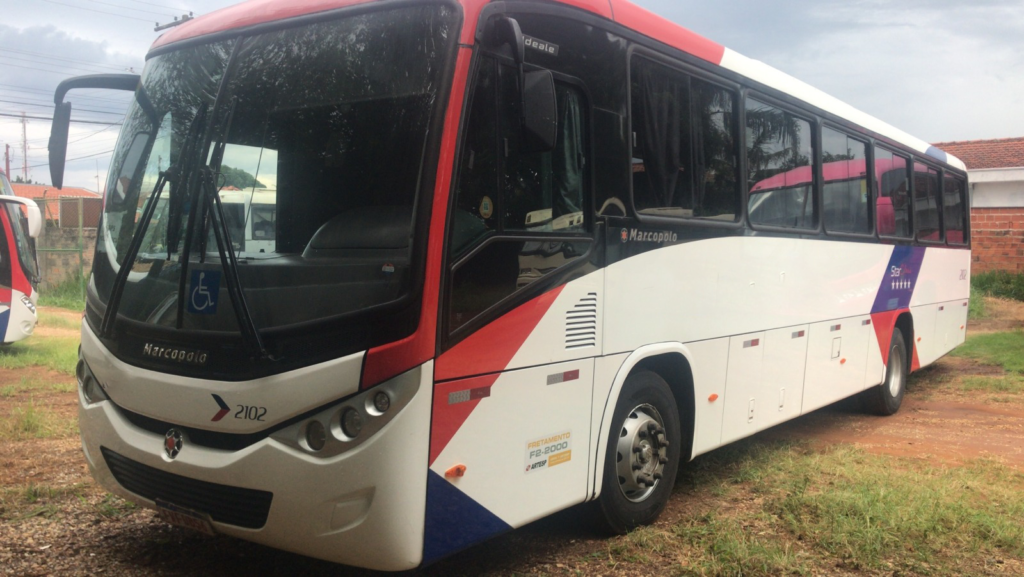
(430, 373), (500, 465)
(0, 209), (29, 296)
(360, 47), (473, 390)
(435, 285), (566, 382)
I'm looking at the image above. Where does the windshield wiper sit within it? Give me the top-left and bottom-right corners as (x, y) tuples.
(200, 165), (269, 360)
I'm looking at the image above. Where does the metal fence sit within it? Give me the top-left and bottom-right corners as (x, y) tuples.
(34, 196), (100, 295)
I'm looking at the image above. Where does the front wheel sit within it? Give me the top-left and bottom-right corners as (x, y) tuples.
(865, 327), (908, 415)
(596, 370), (681, 534)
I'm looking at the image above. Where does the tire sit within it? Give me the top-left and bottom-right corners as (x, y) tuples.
(596, 370), (681, 534)
(865, 327), (908, 416)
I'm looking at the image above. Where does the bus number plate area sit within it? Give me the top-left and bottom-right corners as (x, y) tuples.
(156, 499), (216, 536)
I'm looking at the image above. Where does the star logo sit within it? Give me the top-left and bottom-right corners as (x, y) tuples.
(164, 429), (183, 460)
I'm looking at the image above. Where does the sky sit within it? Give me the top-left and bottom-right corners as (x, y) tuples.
(2, 0), (1022, 190)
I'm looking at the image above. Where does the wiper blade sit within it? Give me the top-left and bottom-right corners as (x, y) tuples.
(99, 169), (172, 338)
(200, 166), (270, 360)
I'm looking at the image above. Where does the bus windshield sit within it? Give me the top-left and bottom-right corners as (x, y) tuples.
(92, 4), (456, 337)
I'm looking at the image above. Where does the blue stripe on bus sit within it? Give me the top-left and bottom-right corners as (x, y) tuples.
(0, 309), (9, 342)
(871, 246), (926, 314)
(422, 470), (511, 565)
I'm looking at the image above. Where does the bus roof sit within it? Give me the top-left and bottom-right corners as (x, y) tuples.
(150, 0), (965, 172)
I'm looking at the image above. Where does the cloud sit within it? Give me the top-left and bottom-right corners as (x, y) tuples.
(633, 0), (1024, 141)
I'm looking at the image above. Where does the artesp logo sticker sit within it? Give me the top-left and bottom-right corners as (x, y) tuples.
(525, 431), (572, 474)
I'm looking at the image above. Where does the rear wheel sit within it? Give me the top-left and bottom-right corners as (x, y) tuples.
(596, 370), (681, 534)
(865, 327), (907, 415)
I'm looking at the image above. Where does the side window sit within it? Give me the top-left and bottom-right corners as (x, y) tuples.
(943, 174), (967, 245)
(913, 162), (942, 242)
(630, 57), (739, 220)
(447, 58), (590, 334)
(874, 147), (911, 238)
(821, 127), (869, 234)
(746, 98), (815, 229)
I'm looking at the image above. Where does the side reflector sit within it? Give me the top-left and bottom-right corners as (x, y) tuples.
(840, 358), (847, 365)
(445, 464), (467, 479)
(961, 325), (965, 330)
(917, 337), (922, 342)
(708, 394), (719, 402)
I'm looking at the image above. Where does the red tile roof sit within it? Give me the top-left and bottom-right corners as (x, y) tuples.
(931, 137), (1024, 170)
(10, 183), (101, 200)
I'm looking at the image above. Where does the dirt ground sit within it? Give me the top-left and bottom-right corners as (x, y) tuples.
(1, 301), (1023, 576)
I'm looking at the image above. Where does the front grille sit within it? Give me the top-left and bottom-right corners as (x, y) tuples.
(102, 447), (273, 529)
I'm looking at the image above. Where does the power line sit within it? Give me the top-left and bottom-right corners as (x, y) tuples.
(0, 47), (134, 73)
(38, 0), (155, 23)
(28, 148), (115, 169)
(83, 0), (175, 18)
(68, 124), (120, 144)
(0, 83), (133, 105)
(0, 99), (126, 117)
(0, 94), (127, 115)
(0, 54), (125, 76)
(123, 0), (190, 12)
(0, 112), (121, 126)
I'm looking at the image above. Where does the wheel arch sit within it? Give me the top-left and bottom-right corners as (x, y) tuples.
(895, 311), (914, 370)
(591, 343), (696, 500)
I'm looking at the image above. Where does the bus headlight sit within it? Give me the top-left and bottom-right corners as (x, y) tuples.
(77, 356), (109, 405)
(270, 367), (420, 458)
(305, 420), (327, 451)
(340, 408), (363, 439)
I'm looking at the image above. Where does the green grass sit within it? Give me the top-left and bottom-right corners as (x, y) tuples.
(0, 335), (78, 375)
(972, 270), (1024, 302)
(960, 375), (1024, 394)
(594, 442), (1024, 575)
(968, 285), (987, 320)
(0, 399), (78, 441)
(37, 270), (87, 311)
(37, 310), (82, 331)
(950, 331), (1024, 374)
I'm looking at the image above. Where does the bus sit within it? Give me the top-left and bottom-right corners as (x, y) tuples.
(0, 170), (42, 345)
(48, 0), (970, 570)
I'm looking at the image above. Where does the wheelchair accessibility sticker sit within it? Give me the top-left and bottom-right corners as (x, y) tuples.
(188, 270), (221, 315)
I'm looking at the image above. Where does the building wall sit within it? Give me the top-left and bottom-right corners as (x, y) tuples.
(969, 171), (1024, 274)
(37, 226), (98, 293)
(971, 207), (1024, 273)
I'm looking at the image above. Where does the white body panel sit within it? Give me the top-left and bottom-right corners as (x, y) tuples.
(78, 357), (433, 572)
(2, 289), (38, 344)
(431, 358), (594, 528)
(81, 323), (364, 433)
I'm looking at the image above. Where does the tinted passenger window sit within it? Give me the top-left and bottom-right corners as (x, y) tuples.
(746, 99), (814, 228)
(821, 127), (869, 234)
(630, 57), (739, 220)
(448, 58), (590, 333)
(943, 174), (967, 244)
(913, 163), (941, 242)
(874, 147), (911, 238)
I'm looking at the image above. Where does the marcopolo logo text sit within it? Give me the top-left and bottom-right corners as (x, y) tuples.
(621, 228), (678, 244)
(142, 343), (209, 366)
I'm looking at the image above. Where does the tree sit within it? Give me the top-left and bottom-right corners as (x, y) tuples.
(219, 165), (266, 190)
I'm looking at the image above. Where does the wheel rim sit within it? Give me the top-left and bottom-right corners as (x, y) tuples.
(889, 345), (904, 397)
(614, 404), (668, 503)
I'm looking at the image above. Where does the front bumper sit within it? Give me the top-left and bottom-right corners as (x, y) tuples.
(78, 362), (433, 572)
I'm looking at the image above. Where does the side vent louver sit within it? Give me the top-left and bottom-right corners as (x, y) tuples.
(566, 292), (598, 350)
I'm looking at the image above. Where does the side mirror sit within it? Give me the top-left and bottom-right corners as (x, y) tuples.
(521, 70), (557, 153)
(49, 74), (142, 190)
(0, 197), (42, 239)
(48, 102), (72, 190)
(485, 16), (558, 154)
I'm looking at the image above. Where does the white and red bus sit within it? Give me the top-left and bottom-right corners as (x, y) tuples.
(0, 171), (42, 344)
(49, 0), (970, 570)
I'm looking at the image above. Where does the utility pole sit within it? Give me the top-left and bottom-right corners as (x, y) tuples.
(95, 160), (100, 193)
(4, 144), (9, 178)
(20, 113), (29, 183)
